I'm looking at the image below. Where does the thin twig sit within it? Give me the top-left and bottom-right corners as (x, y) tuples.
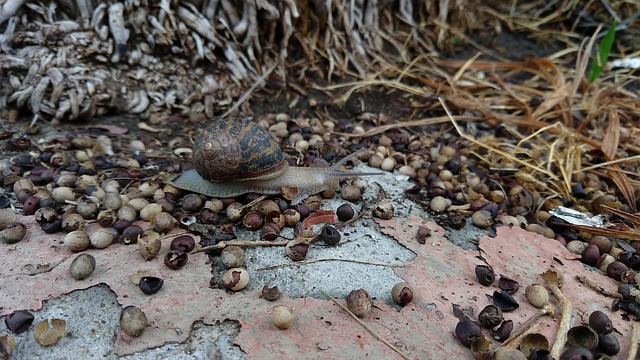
(321, 290), (412, 360)
(257, 258), (404, 271)
(191, 240), (289, 254)
(542, 270), (572, 360)
(575, 275), (623, 299)
(628, 322), (638, 360)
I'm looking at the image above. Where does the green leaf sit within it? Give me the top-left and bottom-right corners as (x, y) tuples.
(588, 21), (616, 83)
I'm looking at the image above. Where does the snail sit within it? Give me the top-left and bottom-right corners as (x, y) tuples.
(167, 118), (381, 204)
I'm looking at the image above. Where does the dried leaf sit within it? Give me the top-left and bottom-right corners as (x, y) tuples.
(300, 210), (337, 234)
(601, 109), (620, 160)
(33, 319), (66, 346)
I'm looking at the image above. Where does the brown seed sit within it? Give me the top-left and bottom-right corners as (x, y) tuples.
(221, 268), (249, 291)
(341, 184), (362, 202)
(170, 235), (195, 252)
(262, 284), (282, 301)
(152, 211), (176, 233)
(346, 289), (372, 317)
(242, 211), (263, 230)
(581, 244), (600, 267)
(282, 209), (301, 227)
(220, 246), (245, 268)
(286, 238), (309, 261)
(181, 194), (204, 212)
(373, 201), (393, 220)
(391, 282), (414, 306)
(261, 223), (280, 241)
(164, 251), (188, 269)
(416, 226), (431, 244)
(226, 202), (245, 222)
(588, 310), (612, 334)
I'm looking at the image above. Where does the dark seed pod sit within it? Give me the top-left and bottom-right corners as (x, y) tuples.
(261, 284), (282, 301)
(588, 310), (612, 334)
(120, 225), (143, 245)
(618, 284), (634, 300)
(491, 319), (512, 342)
(566, 325), (599, 351)
(498, 276), (520, 295)
(336, 204), (354, 221)
(22, 196), (40, 215)
(528, 350), (553, 360)
(478, 305), (503, 328)
(611, 299), (640, 320)
(170, 235), (195, 253)
(455, 320), (481, 348)
(41, 219), (62, 234)
(475, 265), (495, 286)
(139, 276), (164, 295)
(5, 310), (34, 334)
(559, 347), (593, 360)
(597, 332), (620, 355)
(607, 261), (629, 281)
(164, 251), (188, 269)
(581, 244), (600, 267)
(416, 225), (431, 244)
(320, 225), (341, 245)
(492, 291), (519, 312)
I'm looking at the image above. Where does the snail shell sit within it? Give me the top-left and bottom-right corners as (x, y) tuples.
(193, 117), (287, 182)
(168, 118), (382, 204)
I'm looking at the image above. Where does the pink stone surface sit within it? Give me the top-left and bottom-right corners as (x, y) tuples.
(0, 214), (634, 358)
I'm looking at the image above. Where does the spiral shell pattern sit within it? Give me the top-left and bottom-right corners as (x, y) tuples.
(193, 118), (287, 182)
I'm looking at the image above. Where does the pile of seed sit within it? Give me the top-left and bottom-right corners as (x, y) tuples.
(0, 112), (638, 352)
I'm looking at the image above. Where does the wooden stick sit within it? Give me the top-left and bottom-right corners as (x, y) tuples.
(575, 275), (623, 299)
(191, 240), (288, 253)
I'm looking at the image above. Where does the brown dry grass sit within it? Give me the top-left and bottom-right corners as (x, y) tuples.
(301, 0), (640, 212)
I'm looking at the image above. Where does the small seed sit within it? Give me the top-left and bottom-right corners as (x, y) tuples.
(70, 253), (96, 280)
(271, 305), (294, 330)
(119, 306), (147, 337)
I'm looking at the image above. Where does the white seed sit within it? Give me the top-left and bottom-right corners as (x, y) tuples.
(64, 230), (90, 252)
(52, 187), (76, 203)
(380, 157), (396, 172)
(430, 196), (449, 213)
(271, 305), (294, 330)
(139, 203), (163, 222)
(90, 228), (115, 249)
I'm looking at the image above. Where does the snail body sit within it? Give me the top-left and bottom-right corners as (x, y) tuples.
(168, 118), (381, 204)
